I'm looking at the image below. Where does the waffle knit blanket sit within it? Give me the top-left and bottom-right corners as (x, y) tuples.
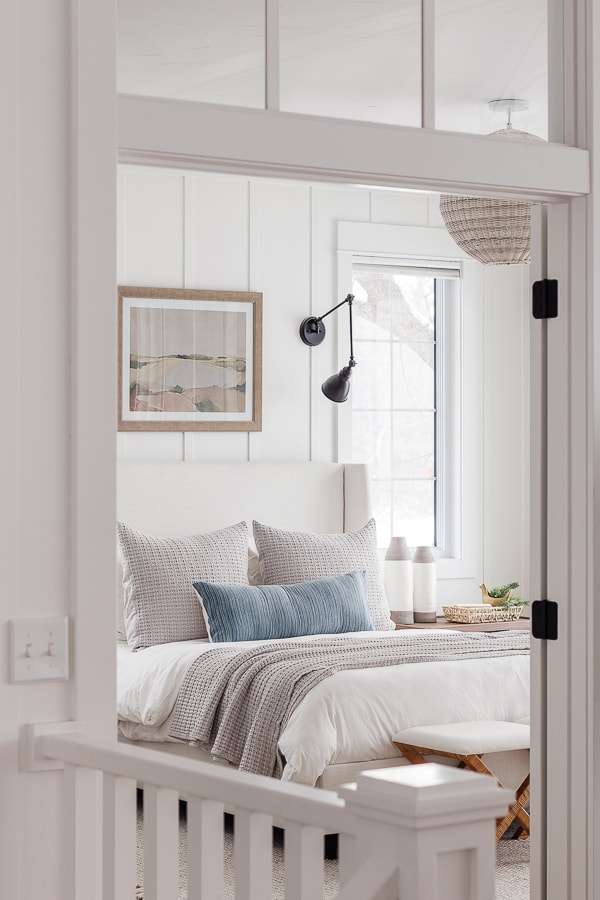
(168, 630), (530, 777)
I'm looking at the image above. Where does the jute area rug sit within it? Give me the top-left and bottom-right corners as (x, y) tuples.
(135, 805), (529, 899)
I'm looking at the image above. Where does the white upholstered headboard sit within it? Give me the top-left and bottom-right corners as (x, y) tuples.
(116, 461), (372, 539)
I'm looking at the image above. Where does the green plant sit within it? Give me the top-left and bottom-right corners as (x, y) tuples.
(498, 595), (530, 608)
(487, 581), (530, 608)
(487, 581), (519, 598)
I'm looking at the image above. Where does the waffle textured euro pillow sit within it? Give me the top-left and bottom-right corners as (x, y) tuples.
(117, 520), (250, 649)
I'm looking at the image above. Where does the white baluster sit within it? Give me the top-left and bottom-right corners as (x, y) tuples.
(143, 784), (180, 900)
(283, 821), (324, 900)
(63, 764), (103, 900)
(102, 774), (137, 900)
(234, 809), (273, 900)
(187, 797), (225, 899)
(338, 830), (358, 889)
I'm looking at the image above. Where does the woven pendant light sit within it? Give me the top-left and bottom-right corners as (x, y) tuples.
(439, 101), (544, 266)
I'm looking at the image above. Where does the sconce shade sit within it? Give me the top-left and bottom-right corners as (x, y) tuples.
(321, 365), (354, 403)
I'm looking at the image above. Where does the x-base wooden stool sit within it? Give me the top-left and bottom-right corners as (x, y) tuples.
(392, 720), (530, 841)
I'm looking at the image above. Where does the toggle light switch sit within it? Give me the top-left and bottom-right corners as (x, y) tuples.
(9, 617), (69, 683)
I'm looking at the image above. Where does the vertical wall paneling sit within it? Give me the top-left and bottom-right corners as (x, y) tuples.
(255, 181), (312, 460)
(117, 167), (530, 598)
(314, 187), (371, 461)
(119, 170), (185, 288)
(182, 173), (254, 462)
(427, 194), (446, 228)
(334, 251), (354, 463)
(184, 431), (251, 462)
(481, 265), (529, 591)
(370, 191), (429, 227)
(309, 185), (320, 460)
(183, 174), (193, 288)
(520, 264), (532, 608)
(444, 258), (484, 597)
(248, 179), (262, 461)
(117, 168), (127, 288)
(119, 431), (185, 462)
(185, 175), (250, 290)
(248, 179), (260, 293)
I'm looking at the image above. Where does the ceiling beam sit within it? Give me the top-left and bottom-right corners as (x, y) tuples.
(118, 94), (589, 201)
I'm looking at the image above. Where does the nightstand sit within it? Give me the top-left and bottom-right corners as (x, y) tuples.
(395, 616), (530, 633)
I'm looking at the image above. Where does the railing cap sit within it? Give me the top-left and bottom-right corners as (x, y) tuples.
(338, 763), (513, 822)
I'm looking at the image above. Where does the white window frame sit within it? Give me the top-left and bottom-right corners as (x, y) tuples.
(335, 222), (481, 581)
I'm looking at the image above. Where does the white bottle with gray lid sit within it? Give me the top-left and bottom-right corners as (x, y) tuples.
(383, 536), (414, 625)
(412, 545), (437, 623)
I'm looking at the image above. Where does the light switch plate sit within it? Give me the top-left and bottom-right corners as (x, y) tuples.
(9, 617), (69, 683)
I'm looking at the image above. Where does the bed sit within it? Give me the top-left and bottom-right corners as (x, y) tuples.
(116, 461), (530, 791)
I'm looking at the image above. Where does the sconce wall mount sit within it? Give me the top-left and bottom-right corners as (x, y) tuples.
(299, 294), (356, 403)
(299, 317), (327, 347)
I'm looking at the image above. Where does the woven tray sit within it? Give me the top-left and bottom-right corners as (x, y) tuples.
(442, 604), (523, 624)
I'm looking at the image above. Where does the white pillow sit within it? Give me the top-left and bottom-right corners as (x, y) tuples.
(252, 518), (394, 632)
(247, 547), (262, 585)
(117, 521), (250, 649)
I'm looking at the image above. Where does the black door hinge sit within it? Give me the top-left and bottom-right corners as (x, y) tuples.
(531, 599), (558, 640)
(532, 279), (558, 319)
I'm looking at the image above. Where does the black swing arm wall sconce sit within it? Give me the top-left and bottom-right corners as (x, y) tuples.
(299, 294), (356, 403)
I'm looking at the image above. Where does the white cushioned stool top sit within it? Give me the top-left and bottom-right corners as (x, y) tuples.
(393, 721), (531, 755)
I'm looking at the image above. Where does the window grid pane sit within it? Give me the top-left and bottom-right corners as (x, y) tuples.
(352, 267), (438, 548)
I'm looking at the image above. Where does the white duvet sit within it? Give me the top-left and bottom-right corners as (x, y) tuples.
(117, 630), (529, 786)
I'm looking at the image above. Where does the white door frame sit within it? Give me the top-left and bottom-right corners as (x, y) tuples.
(528, 196), (598, 899)
(74, 1), (599, 897)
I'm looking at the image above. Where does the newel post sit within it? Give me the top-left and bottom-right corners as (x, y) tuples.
(338, 763), (512, 900)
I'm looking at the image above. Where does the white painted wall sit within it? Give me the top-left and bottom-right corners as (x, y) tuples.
(482, 265), (532, 597)
(117, 166), (530, 604)
(1, 4), (78, 899)
(1, 1), (117, 898)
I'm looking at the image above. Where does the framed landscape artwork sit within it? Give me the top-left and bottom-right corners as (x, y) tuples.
(118, 286), (262, 431)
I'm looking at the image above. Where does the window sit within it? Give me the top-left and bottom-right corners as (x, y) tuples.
(350, 260), (461, 554)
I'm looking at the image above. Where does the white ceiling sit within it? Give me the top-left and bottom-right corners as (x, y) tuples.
(117, 0), (548, 140)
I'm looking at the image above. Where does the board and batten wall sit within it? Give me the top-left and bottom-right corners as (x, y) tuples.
(117, 165), (531, 605)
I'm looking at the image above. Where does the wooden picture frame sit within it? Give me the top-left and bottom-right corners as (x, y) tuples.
(118, 286), (262, 432)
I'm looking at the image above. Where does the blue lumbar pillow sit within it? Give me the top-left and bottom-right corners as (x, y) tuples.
(192, 570), (373, 642)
